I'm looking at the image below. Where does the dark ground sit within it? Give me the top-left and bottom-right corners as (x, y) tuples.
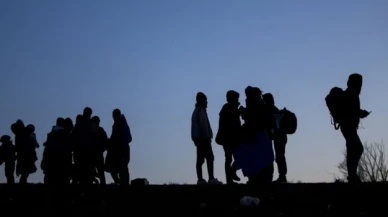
(0, 183), (387, 216)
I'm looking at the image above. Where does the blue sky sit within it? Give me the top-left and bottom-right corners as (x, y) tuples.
(0, 0), (387, 184)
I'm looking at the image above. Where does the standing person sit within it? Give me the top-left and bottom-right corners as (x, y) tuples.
(71, 114), (84, 185)
(191, 92), (222, 185)
(91, 116), (108, 185)
(11, 121), (38, 184)
(106, 109), (132, 185)
(237, 87), (275, 184)
(0, 135), (17, 184)
(41, 118), (71, 185)
(215, 90), (241, 184)
(263, 93), (288, 183)
(341, 74), (370, 183)
(77, 107), (97, 185)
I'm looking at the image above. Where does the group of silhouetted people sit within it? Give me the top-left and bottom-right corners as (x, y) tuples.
(191, 73), (370, 185)
(0, 107), (132, 186)
(0, 73), (371, 185)
(191, 86), (296, 185)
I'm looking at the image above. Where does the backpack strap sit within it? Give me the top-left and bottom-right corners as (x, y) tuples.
(331, 117), (340, 130)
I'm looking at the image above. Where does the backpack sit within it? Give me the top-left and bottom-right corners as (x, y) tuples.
(325, 87), (345, 130)
(279, 108), (297, 135)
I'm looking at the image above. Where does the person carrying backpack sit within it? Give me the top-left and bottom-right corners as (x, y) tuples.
(263, 93), (289, 183)
(215, 90), (241, 184)
(325, 73), (371, 183)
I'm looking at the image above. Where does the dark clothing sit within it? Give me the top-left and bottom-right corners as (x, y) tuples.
(223, 145), (237, 183)
(41, 126), (72, 185)
(342, 89), (362, 127)
(15, 131), (38, 178)
(5, 161), (15, 184)
(105, 115), (132, 185)
(270, 104), (288, 178)
(341, 124), (364, 180)
(273, 131), (288, 177)
(216, 103), (241, 183)
(248, 163), (274, 184)
(340, 88), (365, 181)
(194, 138), (214, 180)
(94, 126), (108, 185)
(0, 142), (16, 184)
(216, 103), (241, 146)
(241, 99), (274, 143)
(72, 119), (99, 185)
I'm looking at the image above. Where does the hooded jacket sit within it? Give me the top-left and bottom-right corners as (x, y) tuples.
(191, 105), (213, 141)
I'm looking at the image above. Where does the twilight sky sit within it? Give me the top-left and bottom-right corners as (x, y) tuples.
(0, 0), (387, 184)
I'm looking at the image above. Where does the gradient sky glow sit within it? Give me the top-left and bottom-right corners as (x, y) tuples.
(0, 0), (387, 184)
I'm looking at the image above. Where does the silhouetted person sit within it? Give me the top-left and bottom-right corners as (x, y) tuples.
(191, 92), (222, 185)
(241, 87), (272, 142)
(105, 109), (132, 185)
(74, 110), (97, 185)
(341, 73), (370, 183)
(215, 90), (241, 184)
(263, 93), (288, 183)
(71, 114), (84, 185)
(241, 87), (274, 184)
(41, 118), (71, 185)
(0, 135), (16, 184)
(11, 120), (38, 184)
(91, 116), (108, 185)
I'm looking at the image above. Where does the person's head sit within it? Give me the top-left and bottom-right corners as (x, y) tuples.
(65, 118), (74, 130)
(0, 135), (11, 144)
(11, 123), (18, 135)
(56, 117), (65, 128)
(26, 124), (35, 134)
(91, 116), (100, 126)
(83, 107), (93, 119)
(245, 86), (254, 97)
(196, 92), (207, 108)
(226, 90), (240, 105)
(263, 93), (275, 106)
(113, 109), (122, 121)
(75, 114), (83, 125)
(16, 119), (25, 127)
(347, 73), (363, 95)
(253, 87), (263, 98)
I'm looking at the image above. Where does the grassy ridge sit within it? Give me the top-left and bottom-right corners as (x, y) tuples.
(0, 183), (387, 216)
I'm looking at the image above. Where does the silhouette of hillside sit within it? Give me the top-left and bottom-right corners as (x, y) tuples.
(0, 183), (387, 216)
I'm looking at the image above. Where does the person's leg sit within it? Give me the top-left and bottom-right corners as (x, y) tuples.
(195, 140), (206, 182)
(341, 126), (364, 182)
(119, 144), (130, 186)
(19, 174), (29, 184)
(223, 145), (233, 184)
(265, 163), (274, 183)
(96, 154), (106, 185)
(111, 172), (120, 184)
(274, 132), (288, 182)
(5, 163), (15, 184)
(203, 140), (215, 180)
